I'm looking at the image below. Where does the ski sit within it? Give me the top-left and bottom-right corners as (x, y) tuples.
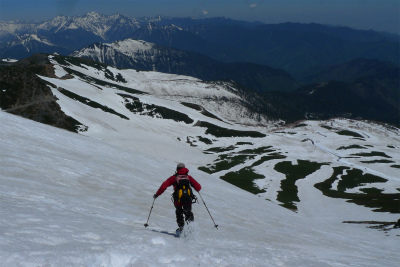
(175, 228), (182, 238)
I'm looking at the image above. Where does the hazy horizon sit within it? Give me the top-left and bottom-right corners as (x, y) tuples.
(0, 0), (399, 34)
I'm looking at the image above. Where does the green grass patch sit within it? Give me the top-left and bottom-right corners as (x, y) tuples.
(53, 55), (107, 71)
(314, 166), (349, 194)
(204, 145), (237, 153)
(59, 88), (129, 120)
(64, 67), (145, 95)
(361, 159), (395, 164)
(238, 146), (275, 155)
(121, 95), (193, 124)
(359, 188), (384, 194)
(195, 121), (266, 138)
(251, 154), (287, 167)
(53, 55), (128, 84)
(351, 151), (392, 158)
(181, 102), (222, 121)
(391, 165), (400, 169)
(314, 167), (398, 213)
(116, 73), (126, 83)
(103, 70), (126, 83)
(236, 142), (253, 145)
(197, 136), (213, 145)
(198, 154), (256, 174)
(274, 160), (328, 211)
(337, 145), (367, 150)
(321, 125), (334, 130)
(200, 109), (222, 121)
(336, 130), (364, 138)
(275, 131), (297, 135)
(181, 102), (202, 111)
(336, 169), (387, 192)
(220, 167), (266, 194)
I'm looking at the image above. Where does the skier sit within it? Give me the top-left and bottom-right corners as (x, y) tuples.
(394, 219), (400, 229)
(153, 163), (201, 232)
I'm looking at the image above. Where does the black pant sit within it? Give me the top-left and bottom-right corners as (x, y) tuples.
(175, 204), (194, 228)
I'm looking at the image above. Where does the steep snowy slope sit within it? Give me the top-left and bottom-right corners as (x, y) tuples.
(1, 111), (399, 267)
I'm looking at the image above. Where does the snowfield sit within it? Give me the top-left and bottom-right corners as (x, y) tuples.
(1, 54), (399, 266)
(73, 39), (156, 59)
(1, 111), (399, 267)
(47, 55), (272, 125)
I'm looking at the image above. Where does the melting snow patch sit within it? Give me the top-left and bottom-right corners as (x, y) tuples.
(53, 64), (69, 78)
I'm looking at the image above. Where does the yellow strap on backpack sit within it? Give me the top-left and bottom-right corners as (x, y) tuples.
(178, 189), (183, 202)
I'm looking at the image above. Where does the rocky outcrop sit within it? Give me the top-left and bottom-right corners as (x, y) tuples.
(0, 54), (83, 132)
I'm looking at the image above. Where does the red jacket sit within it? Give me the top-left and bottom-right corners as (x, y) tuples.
(155, 168), (201, 205)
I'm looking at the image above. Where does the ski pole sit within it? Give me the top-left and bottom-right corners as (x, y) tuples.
(197, 191), (218, 229)
(144, 198), (156, 228)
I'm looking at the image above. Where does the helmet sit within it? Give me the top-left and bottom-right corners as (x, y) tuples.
(177, 163), (185, 170)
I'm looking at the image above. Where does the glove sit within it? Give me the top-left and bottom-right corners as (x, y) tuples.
(153, 194), (158, 199)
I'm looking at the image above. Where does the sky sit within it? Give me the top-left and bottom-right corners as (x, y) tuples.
(0, 0), (399, 34)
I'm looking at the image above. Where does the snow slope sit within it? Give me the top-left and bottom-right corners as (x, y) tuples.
(41, 55), (400, 197)
(1, 111), (399, 267)
(1, 54), (399, 266)
(72, 39), (155, 59)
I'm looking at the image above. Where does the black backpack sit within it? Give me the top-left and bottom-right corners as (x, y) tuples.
(173, 174), (197, 204)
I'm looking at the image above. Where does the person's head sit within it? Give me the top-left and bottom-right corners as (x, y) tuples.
(177, 163), (185, 171)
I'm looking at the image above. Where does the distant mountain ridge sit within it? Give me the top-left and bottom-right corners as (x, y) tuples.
(129, 21), (399, 77)
(71, 39), (299, 93)
(0, 12), (139, 42)
(1, 12), (398, 79)
(0, 34), (71, 60)
(0, 12), (399, 126)
(302, 58), (400, 83)
(263, 60), (400, 126)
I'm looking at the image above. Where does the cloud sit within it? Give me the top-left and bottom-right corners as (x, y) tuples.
(246, 0), (264, 9)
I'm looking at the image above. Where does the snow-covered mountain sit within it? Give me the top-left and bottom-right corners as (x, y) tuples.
(1, 11), (398, 80)
(0, 34), (71, 59)
(0, 54), (399, 265)
(71, 38), (184, 70)
(0, 12), (141, 59)
(37, 12), (140, 41)
(0, 12), (139, 41)
(71, 38), (300, 93)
